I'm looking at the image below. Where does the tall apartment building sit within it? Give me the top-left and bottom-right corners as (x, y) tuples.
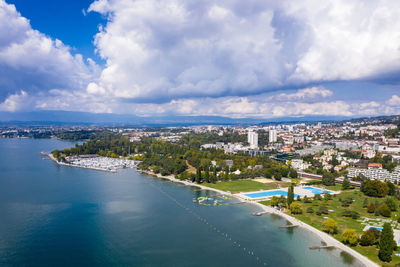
(269, 129), (277, 143)
(348, 165), (400, 183)
(248, 131), (258, 149)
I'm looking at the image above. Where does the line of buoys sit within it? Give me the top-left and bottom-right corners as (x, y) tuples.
(146, 180), (267, 266)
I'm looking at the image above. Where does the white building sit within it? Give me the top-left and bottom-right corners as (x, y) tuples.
(348, 165), (400, 183)
(269, 129), (277, 143)
(290, 159), (311, 170)
(248, 131), (258, 149)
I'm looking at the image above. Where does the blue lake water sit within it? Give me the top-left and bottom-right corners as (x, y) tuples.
(0, 138), (363, 266)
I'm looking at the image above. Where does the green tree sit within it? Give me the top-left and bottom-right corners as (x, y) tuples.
(274, 172), (282, 181)
(289, 202), (302, 214)
(196, 167), (202, 184)
(367, 203), (376, 213)
(281, 167), (289, 177)
(363, 180), (389, 197)
(270, 196), (280, 206)
(205, 168), (210, 183)
(387, 181), (396, 196)
(363, 198), (369, 208)
(342, 229), (358, 246)
(323, 218), (338, 234)
(342, 177), (350, 190)
(322, 172), (335, 186)
(385, 197), (398, 211)
(287, 184), (294, 207)
(379, 223), (395, 262)
(360, 230), (375, 246)
(289, 169), (298, 178)
(264, 168), (273, 178)
(379, 203), (391, 217)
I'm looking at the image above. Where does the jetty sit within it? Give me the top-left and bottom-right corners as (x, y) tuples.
(278, 224), (299, 229)
(309, 245), (335, 250)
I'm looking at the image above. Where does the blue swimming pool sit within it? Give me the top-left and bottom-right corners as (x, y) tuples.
(303, 186), (332, 195)
(244, 190), (300, 199)
(368, 226), (382, 232)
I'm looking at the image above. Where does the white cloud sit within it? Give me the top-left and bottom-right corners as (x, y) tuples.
(387, 95), (400, 106)
(0, 90), (29, 111)
(87, 0), (400, 105)
(275, 86), (333, 101)
(285, 0), (400, 81)
(0, 0), (97, 105)
(88, 0), (283, 101)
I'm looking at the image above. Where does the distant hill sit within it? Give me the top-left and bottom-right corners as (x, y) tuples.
(0, 110), (393, 126)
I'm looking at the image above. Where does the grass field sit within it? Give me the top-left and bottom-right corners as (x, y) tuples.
(274, 189), (400, 266)
(203, 180), (289, 193)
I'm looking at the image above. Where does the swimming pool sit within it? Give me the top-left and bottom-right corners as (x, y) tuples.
(303, 186), (332, 195)
(244, 190), (300, 199)
(368, 226), (382, 232)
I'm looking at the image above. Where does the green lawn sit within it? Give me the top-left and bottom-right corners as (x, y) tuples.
(266, 189), (400, 266)
(203, 180), (289, 193)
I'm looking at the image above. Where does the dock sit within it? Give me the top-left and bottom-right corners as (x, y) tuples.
(278, 224), (299, 229)
(309, 245), (335, 250)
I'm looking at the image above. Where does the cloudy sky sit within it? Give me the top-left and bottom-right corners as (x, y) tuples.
(0, 0), (400, 118)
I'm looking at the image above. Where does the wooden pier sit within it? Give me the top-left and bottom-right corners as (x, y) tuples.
(309, 245), (335, 250)
(278, 224), (299, 229)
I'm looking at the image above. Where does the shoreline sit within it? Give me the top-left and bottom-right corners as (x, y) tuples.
(47, 158), (377, 267)
(140, 170), (378, 267)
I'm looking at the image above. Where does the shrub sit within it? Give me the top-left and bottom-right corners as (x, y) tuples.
(324, 193), (332, 200)
(367, 203), (376, 213)
(342, 210), (360, 219)
(323, 218), (338, 234)
(270, 196), (280, 207)
(314, 194), (322, 200)
(342, 229), (358, 246)
(290, 202), (302, 214)
(306, 207), (314, 213)
(318, 205), (329, 215)
(340, 197), (353, 207)
(303, 196), (312, 203)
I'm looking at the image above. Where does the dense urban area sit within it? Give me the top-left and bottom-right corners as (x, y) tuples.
(3, 115), (400, 265)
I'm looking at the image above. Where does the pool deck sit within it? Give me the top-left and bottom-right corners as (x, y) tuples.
(235, 186), (340, 201)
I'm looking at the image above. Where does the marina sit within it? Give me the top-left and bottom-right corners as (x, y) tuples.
(48, 154), (139, 172)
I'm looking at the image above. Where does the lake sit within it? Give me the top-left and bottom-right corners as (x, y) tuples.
(0, 138), (362, 266)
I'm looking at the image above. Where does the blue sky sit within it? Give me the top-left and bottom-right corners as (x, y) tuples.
(0, 0), (399, 118)
(7, 0), (104, 63)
